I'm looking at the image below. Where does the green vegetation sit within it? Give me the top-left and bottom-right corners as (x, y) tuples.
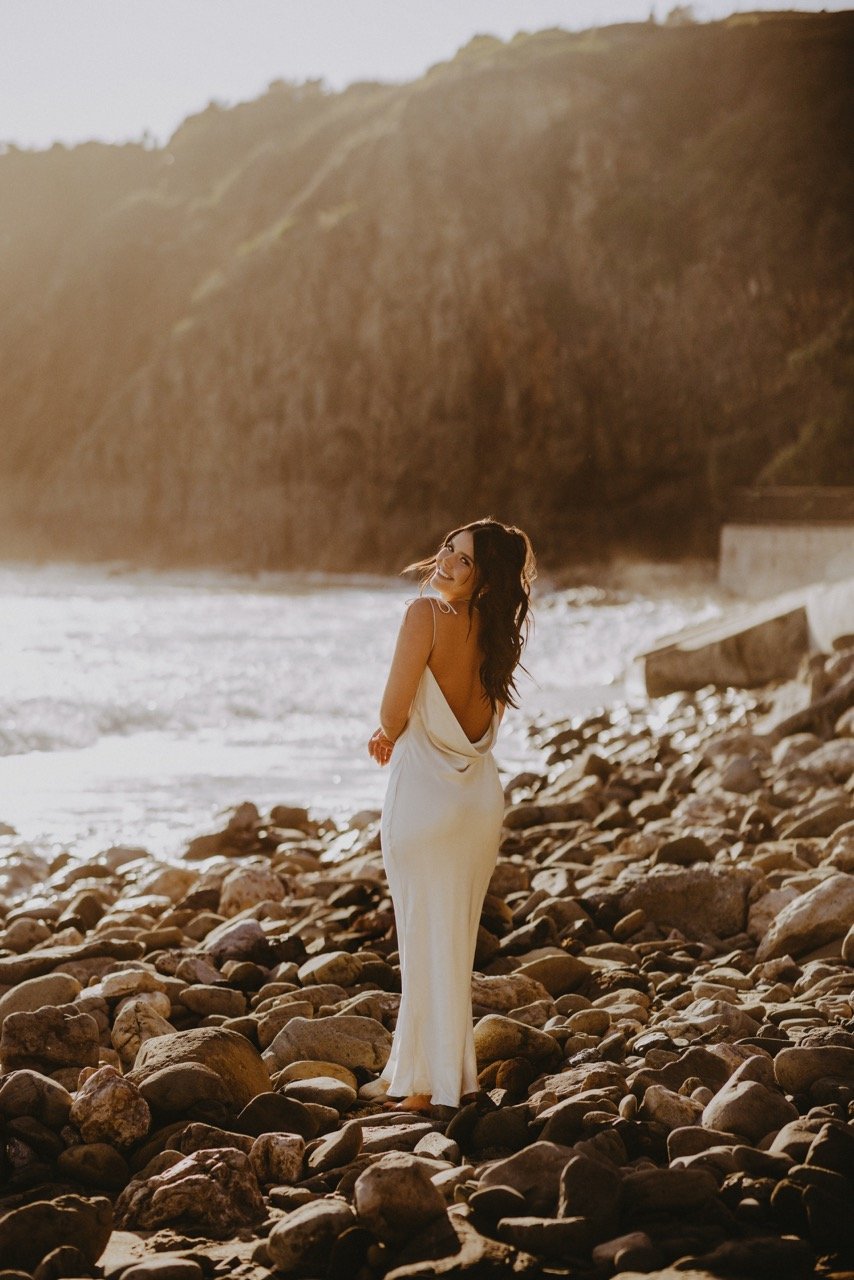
(0, 11), (850, 571)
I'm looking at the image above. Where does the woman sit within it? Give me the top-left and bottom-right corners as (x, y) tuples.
(366, 517), (536, 1111)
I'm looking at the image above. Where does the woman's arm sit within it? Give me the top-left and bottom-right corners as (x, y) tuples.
(379, 598), (434, 741)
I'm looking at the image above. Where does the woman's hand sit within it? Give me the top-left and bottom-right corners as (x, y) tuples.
(368, 727), (395, 766)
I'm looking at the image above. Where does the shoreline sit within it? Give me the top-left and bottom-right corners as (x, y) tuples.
(0, 644), (852, 1275)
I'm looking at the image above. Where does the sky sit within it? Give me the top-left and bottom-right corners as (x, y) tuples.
(1, 0), (850, 150)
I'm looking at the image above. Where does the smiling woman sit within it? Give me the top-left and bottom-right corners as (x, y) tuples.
(365, 517), (535, 1112)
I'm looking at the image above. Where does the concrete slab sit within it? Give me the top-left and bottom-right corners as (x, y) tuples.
(637, 576), (854, 695)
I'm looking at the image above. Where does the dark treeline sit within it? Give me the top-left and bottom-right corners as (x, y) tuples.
(0, 12), (851, 571)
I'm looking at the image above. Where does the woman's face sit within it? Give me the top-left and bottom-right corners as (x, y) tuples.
(432, 530), (476, 602)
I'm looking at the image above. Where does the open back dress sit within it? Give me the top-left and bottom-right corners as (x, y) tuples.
(378, 603), (505, 1107)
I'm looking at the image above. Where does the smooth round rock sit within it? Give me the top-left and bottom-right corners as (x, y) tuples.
(129, 1027), (271, 1109)
(353, 1152), (447, 1244)
(57, 1142), (130, 1191)
(283, 1076), (357, 1110)
(120, 1259), (203, 1280)
(0, 1069), (73, 1128)
(267, 1199), (356, 1272)
(137, 1062), (233, 1117)
(0, 974), (82, 1029)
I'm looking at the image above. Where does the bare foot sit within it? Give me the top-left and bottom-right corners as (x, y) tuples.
(384, 1092), (433, 1113)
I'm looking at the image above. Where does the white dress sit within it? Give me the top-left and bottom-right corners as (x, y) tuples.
(379, 624), (504, 1107)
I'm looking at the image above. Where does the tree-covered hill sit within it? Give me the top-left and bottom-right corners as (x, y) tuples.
(1, 11), (851, 571)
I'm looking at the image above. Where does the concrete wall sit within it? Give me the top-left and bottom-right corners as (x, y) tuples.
(720, 523), (854, 599)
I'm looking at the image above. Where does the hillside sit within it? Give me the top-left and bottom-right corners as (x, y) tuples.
(0, 11), (851, 571)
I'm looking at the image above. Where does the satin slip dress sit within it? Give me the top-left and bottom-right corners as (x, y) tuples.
(379, 598), (505, 1107)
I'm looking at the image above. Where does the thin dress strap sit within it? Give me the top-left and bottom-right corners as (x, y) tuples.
(425, 595), (457, 656)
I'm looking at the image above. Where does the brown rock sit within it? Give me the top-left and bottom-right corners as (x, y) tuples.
(0, 1195), (113, 1271)
(774, 1045), (854, 1094)
(266, 1199), (356, 1272)
(0, 1005), (99, 1072)
(0, 974), (82, 1029)
(56, 1142), (130, 1191)
(479, 1141), (575, 1214)
(756, 873), (854, 961)
(0, 1069), (73, 1128)
(129, 1026), (270, 1108)
(69, 1065), (151, 1148)
(115, 1147), (265, 1232)
(354, 1152), (447, 1244)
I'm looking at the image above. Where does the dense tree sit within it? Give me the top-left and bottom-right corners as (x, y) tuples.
(0, 12), (850, 571)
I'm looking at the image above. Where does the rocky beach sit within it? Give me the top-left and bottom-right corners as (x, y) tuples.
(1, 641), (853, 1280)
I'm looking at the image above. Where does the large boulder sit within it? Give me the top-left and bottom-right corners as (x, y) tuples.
(69, 1065), (151, 1148)
(478, 1141), (576, 1215)
(267, 1199), (356, 1273)
(756, 873), (854, 960)
(587, 864), (753, 938)
(0, 1004), (100, 1073)
(0, 1195), (112, 1271)
(128, 1027), (270, 1109)
(115, 1147), (265, 1232)
(774, 1046), (854, 1094)
(0, 973), (82, 1029)
(473, 1015), (560, 1068)
(0, 1068), (73, 1128)
(353, 1152), (447, 1244)
(264, 1015), (392, 1072)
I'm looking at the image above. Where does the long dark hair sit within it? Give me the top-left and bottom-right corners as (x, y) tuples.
(405, 517), (536, 710)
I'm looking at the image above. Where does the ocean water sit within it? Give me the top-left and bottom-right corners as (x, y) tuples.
(0, 560), (723, 860)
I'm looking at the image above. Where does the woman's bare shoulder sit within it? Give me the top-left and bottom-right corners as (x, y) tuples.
(400, 596), (434, 637)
